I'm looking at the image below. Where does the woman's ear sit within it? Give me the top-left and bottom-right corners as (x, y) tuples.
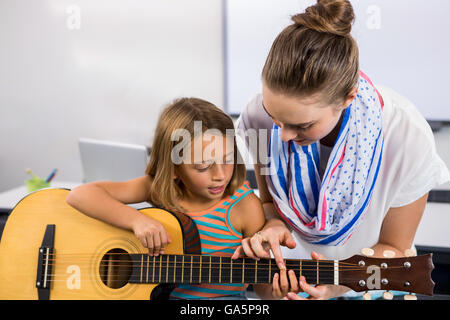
(344, 87), (358, 108)
(337, 87), (358, 111)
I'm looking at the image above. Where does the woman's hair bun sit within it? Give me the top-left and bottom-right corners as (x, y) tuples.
(292, 0), (355, 37)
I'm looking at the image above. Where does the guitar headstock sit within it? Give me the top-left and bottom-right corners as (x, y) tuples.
(339, 250), (434, 298)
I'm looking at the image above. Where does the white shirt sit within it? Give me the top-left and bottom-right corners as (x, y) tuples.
(236, 85), (450, 261)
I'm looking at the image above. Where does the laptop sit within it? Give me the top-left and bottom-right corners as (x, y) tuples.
(78, 138), (150, 183)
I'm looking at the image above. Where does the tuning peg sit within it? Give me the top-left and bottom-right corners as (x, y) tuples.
(404, 249), (416, 257)
(382, 291), (394, 300)
(403, 294), (417, 300)
(383, 250), (396, 258)
(363, 292), (372, 300)
(361, 248), (374, 257)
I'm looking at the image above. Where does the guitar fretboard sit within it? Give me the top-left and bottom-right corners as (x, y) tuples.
(127, 254), (337, 285)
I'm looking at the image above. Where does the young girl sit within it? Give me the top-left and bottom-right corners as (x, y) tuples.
(66, 97), (266, 300)
(233, 0), (450, 300)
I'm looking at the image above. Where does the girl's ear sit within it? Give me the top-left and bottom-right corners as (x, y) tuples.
(173, 166), (180, 181)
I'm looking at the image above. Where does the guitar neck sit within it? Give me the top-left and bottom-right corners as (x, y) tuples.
(128, 254), (338, 286)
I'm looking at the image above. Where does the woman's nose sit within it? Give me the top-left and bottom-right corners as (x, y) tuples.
(280, 126), (298, 142)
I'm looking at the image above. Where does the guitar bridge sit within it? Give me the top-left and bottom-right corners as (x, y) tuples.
(35, 224), (55, 300)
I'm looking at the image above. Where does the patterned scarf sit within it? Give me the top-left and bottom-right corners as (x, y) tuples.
(266, 71), (384, 245)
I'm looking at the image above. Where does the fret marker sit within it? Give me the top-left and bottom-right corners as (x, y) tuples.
(140, 255), (143, 283)
(173, 256), (177, 283)
(269, 260), (272, 283)
(199, 256), (202, 283)
(230, 259), (233, 283)
(300, 260), (302, 278)
(152, 256), (156, 283)
(190, 256), (193, 284)
(209, 256), (212, 283)
(159, 256), (162, 282)
(255, 260), (258, 284)
(146, 255), (149, 283)
(242, 258), (245, 284)
(219, 257), (222, 283)
(316, 260), (319, 285)
(181, 256), (185, 283)
(166, 256), (169, 283)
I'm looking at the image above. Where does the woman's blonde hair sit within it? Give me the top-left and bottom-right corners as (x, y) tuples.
(262, 0), (359, 105)
(145, 97), (246, 213)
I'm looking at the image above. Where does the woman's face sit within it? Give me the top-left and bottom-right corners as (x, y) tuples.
(262, 84), (356, 146)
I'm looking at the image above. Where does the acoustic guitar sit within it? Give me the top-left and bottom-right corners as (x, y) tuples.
(0, 189), (434, 300)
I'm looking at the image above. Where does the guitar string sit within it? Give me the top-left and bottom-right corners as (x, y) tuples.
(38, 255), (406, 269)
(44, 252), (413, 267)
(36, 261), (406, 272)
(35, 265), (381, 272)
(42, 253), (364, 267)
(39, 258), (361, 268)
(37, 257), (384, 269)
(34, 273), (411, 286)
(37, 258), (390, 270)
(37, 270), (415, 289)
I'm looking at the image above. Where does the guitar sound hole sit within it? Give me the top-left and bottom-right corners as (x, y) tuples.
(99, 249), (132, 289)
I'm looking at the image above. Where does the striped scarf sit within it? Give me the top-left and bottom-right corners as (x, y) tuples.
(266, 72), (384, 245)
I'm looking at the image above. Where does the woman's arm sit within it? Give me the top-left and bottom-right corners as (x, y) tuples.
(285, 192), (430, 300)
(372, 192), (428, 257)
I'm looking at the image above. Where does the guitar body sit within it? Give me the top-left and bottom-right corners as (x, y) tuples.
(0, 188), (192, 300)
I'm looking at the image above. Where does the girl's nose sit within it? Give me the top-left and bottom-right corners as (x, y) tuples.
(212, 164), (226, 181)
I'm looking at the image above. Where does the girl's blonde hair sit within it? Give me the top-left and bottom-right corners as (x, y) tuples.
(145, 97), (246, 213)
(262, 0), (359, 105)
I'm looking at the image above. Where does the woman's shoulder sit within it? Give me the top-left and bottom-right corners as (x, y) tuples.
(377, 85), (435, 148)
(376, 85), (450, 205)
(236, 93), (273, 132)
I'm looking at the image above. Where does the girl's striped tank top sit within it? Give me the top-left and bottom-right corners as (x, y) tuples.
(170, 181), (253, 299)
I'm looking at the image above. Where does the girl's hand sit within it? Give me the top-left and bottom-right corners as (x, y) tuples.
(232, 218), (296, 270)
(131, 214), (171, 256)
(284, 251), (350, 300)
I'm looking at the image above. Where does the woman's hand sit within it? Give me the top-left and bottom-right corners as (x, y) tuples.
(284, 251), (350, 300)
(131, 214), (171, 256)
(269, 269), (303, 299)
(232, 218), (296, 270)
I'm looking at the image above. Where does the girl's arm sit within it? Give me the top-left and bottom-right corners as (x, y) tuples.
(229, 191), (266, 239)
(234, 164), (296, 268)
(66, 176), (171, 256)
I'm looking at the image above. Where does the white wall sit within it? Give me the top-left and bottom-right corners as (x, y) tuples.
(224, 0), (450, 120)
(0, 0), (224, 192)
(1, 0), (450, 196)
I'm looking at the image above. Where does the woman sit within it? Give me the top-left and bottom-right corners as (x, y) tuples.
(232, 0), (450, 300)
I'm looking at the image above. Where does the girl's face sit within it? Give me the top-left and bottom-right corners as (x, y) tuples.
(262, 84), (356, 146)
(175, 133), (235, 205)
